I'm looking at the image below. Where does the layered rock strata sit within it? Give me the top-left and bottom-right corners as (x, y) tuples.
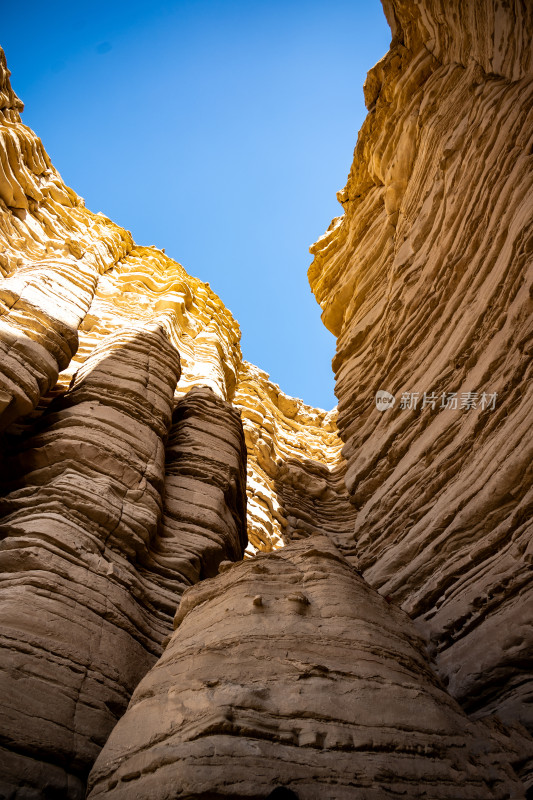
(141, 384), (248, 621)
(0, 0), (532, 796)
(0, 47), (242, 432)
(308, 0), (533, 740)
(235, 362), (356, 556)
(87, 535), (530, 800)
(0, 52), (133, 431)
(0, 340), (247, 795)
(0, 42), (340, 797)
(67, 244), (243, 403)
(0, 323), (180, 796)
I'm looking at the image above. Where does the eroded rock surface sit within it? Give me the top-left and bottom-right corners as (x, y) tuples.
(0, 330), (247, 795)
(142, 384), (248, 617)
(87, 536), (530, 800)
(0, 39), (339, 797)
(1, 0), (532, 796)
(235, 362), (356, 557)
(309, 0), (533, 741)
(0, 323), (181, 796)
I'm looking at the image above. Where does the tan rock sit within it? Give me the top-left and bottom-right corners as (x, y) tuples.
(87, 536), (530, 799)
(309, 0), (533, 743)
(0, 0), (532, 795)
(0, 334), (247, 795)
(234, 362), (354, 556)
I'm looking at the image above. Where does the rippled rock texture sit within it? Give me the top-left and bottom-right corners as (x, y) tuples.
(309, 0), (533, 745)
(1, 0), (533, 796)
(235, 361), (356, 557)
(87, 536), (529, 800)
(0, 41), (343, 798)
(0, 343), (247, 796)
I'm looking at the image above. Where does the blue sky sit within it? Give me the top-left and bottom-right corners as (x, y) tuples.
(2, 1), (390, 410)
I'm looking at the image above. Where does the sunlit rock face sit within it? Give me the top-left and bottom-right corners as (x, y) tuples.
(1, 0), (532, 796)
(0, 43), (243, 426)
(0, 43), (345, 798)
(235, 361), (356, 558)
(87, 536), (528, 800)
(308, 0), (533, 744)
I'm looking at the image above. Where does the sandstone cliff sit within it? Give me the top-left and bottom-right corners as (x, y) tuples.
(0, 42), (347, 797)
(0, 0), (532, 797)
(235, 361), (356, 557)
(309, 0), (533, 745)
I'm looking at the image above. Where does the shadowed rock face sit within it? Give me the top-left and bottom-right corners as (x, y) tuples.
(0, 339), (247, 796)
(141, 383), (249, 616)
(0, 0), (532, 797)
(87, 536), (529, 800)
(0, 324), (181, 797)
(308, 0), (533, 738)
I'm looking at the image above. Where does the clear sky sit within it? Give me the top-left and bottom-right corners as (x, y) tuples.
(2, 1), (390, 410)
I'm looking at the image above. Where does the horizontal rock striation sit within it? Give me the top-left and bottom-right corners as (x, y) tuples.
(308, 0), (533, 744)
(0, 53), (133, 430)
(0, 331), (247, 796)
(0, 51), (242, 433)
(1, 0), (532, 796)
(0, 40), (347, 795)
(141, 384), (248, 620)
(68, 244), (243, 403)
(235, 361), (354, 555)
(87, 535), (530, 800)
(0, 323), (181, 796)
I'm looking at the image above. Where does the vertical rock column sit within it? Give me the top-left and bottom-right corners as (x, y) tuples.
(308, 0), (533, 736)
(140, 385), (248, 625)
(0, 323), (181, 798)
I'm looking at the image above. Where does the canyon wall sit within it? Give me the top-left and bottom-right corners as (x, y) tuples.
(309, 0), (533, 740)
(0, 42), (350, 798)
(235, 361), (356, 557)
(1, 0), (532, 796)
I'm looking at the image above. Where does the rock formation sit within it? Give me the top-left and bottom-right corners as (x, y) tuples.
(0, 0), (532, 797)
(309, 0), (533, 750)
(0, 344), (247, 795)
(86, 536), (529, 800)
(235, 361), (356, 556)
